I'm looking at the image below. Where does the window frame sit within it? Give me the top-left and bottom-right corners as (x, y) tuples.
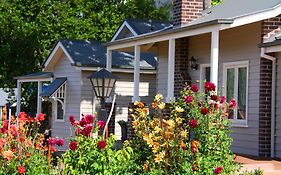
(223, 61), (249, 127)
(199, 63), (210, 91)
(53, 99), (65, 122)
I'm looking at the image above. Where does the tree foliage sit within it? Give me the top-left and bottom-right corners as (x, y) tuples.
(0, 0), (171, 89)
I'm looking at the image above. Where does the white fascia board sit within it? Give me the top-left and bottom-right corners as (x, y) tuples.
(17, 78), (53, 83)
(265, 45), (281, 53)
(111, 21), (138, 42)
(44, 42), (75, 69)
(107, 25), (223, 50)
(74, 66), (156, 74)
(228, 6), (281, 29)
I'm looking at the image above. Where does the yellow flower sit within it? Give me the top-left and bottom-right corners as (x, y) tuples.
(151, 102), (158, 109)
(3, 150), (13, 161)
(181, 130), (188, 138)
(154, 93), (163, 102)
(152, 142), (160, 153)
(175, 106), (184, 113)
(166, 119), (175, 128)
(134, 101), (144, 108)
(154, 126), (162, 133)
(154, 151), (165, 163)
(176, 117), (183, 125)
(158, 102), (166, 110)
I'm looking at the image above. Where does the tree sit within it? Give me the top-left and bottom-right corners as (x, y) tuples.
(0, 0), (171, 89)
(212, 0), (223, 6)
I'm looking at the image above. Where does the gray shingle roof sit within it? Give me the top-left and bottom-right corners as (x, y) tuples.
(40, 77), (67, 97)
(60, 39), (157, 69)
(125, 18), (172, 35)
(186, 0), (281, 27)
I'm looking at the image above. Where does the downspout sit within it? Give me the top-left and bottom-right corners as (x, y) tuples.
(261, 48), (276, 158)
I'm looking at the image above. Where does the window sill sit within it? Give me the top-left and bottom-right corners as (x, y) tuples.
(55, 120), (65, 123)
(231, 124), (248, 128)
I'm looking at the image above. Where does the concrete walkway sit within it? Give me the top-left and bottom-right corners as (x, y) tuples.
(236, 155), (281, 175)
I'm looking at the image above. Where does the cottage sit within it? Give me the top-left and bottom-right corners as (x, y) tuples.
(106, 0), (281, 158)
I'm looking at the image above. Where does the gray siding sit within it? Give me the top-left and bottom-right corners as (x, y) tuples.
(51, 54), (81, 150)
(188, 22), (262, 156)
(275, 52), (281, 158)
(81, 71), (156, 139)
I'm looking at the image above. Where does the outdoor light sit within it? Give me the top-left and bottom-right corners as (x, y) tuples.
(88, 68), (119, 106)
(191, 56), (198, 70)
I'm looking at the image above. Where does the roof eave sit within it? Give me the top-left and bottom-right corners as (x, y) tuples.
(105, 19), (234, 47)
(259, 39), (281, 48)
(71, 63), (156, 70)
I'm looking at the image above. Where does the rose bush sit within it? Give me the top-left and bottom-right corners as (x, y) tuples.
(62, 114), (134, 175)
(130, 82), (240, 174)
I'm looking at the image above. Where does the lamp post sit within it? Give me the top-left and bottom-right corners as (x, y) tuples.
(88, 68), (119, 136)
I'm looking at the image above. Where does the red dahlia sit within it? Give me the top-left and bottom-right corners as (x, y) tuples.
(85, 114), (94, 124)
(214, 166), (223, 174)
(97, 140), (107, 150)
(191, 85), (199, 92)
(97, 120), (105, 129)
(69, 141), (78, 150)
(18, 166), (26, 174)
(200, 107), (208, 115)
(204, 82), (216, 92)
(184, 96), (193, 103)
(189, 118), (197, 128)
(69, 115), (75, 125)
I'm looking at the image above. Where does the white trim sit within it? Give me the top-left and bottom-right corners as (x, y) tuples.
(17, 78), (53, 83)
(222, 61), (249, 126)
(16, 81), (21, 116)
(265, 45), (281, 53)
(111, 21), (138, 42)
(53, 99), (65, 122)
(199, 63), (210, 91)
(166, 39), (175, 103)
(44, 42), (75, 69)
(106, 49), (112, 72)
(74, 66), (156, 74)
(132, 45), (141, 102)
(37, 81), (42, 115)
(210, 30), (219, 90)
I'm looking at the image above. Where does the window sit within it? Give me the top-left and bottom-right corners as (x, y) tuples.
(56, 100), (64, 120)
(200, 64), (210, 90)
(223, 61), (248, 126)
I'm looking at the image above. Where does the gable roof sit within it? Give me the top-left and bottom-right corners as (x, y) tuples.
(44, 39), (157, 70)
(186, 0), (281, 27)
(111, 18), (172, 41)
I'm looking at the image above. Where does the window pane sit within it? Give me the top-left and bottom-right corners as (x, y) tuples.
(238, 67), (247, 120)
(226, 68), (235, 119)
(57, 101), (64, 120)
(205, 67), (210, 82)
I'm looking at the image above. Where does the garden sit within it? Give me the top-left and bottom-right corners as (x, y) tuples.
(0, 82), (262, 175)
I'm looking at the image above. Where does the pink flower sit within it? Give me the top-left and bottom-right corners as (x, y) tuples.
(69, 141), (78, 150)
(85, 114), (94, 124)
(204, 82), (216, 92)
(97, 140), (107, 150)
(214, 166), (223, 174)
(56, 138), (65, 147)
(36, 113), (45, 122)
(97, 120), (105, 129)
(189, 118), (197, 128)
(191, 85), (199, 92)
(220, 96), (226, 103)
(82, 125), (92, 137)
(48, 138), (57, 146)
(229, 99), (237, 108)
(200, 107), (208, 115)
(69, 115), (75, 125)
(184, 96), (193, 103)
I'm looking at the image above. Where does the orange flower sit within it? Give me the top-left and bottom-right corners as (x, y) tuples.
(3, 150), (13, 160)
(143, 163), (149, 170)
(18, 166), (26, 174)
(19, 137), (25, 143)
(151, 102), (158, 109)
(191, 140), (199, 148)
(36, 113), (45, 122)
(134, 101), (144, 108)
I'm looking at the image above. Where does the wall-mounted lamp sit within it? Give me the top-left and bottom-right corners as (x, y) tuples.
(191, 56), (198, 70)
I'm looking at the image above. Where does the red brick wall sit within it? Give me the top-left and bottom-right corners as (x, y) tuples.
(173, 0), (204, 27)
(262, 15), (281, 41)
(174, 37), (191, 97)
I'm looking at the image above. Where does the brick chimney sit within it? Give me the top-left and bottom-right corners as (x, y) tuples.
(173, 0), (204, 27)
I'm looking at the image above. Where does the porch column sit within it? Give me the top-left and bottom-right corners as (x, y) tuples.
(210, 30), (219, 89)
(132, 45), (140, 102)
(16, 81), (21, 116)
(166, 39), (175, 103)
(106, 49), (112, 72)
(37, 81), (42, 115)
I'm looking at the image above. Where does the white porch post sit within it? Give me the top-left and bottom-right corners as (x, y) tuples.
(210, 30), (219, 89)
(166, 39), (175, 103)
(106, 49), (112, 72)
(132, 45), (140, 102)
(37, 81), (42, 115)
(16, 81), (21, 116)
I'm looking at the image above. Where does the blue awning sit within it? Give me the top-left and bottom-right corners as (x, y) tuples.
(40, 77), (67, 97)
